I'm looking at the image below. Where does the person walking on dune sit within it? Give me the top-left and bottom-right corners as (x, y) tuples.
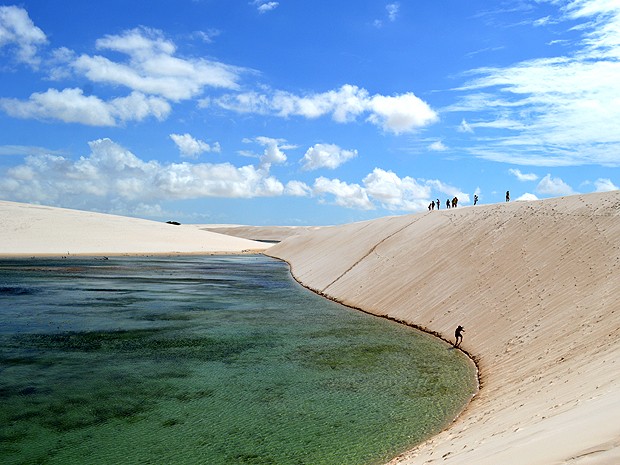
(454, 325), (464, 348)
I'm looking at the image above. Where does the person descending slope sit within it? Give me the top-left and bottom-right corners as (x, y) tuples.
(454, 325), (465, 348)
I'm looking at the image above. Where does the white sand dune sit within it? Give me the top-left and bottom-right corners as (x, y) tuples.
(191, 224), (324, 242)
(266, 191), (620, 465)
(0, 200), (271, 256)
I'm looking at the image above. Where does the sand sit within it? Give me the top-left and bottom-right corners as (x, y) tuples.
(2, 192), (619, 464)
(266, 190), (620, 465)
(0, 200), (271, 256)
(192, 224), (324, 243)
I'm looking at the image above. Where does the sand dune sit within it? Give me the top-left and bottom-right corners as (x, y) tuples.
(0, 200), (271, 256)
(193, 224), (324, 243)
(266, 191), (620, 464)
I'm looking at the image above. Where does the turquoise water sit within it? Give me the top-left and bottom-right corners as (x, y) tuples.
(0, 255), (477, 465)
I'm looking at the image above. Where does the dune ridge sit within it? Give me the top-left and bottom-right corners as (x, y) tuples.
(266, 191), (620, 465)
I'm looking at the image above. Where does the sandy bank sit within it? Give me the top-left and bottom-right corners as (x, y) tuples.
(266, 191), (620, 465)
(0, 200), (271, 256)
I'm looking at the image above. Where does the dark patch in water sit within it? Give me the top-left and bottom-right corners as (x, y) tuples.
(0, 286), (36, 296)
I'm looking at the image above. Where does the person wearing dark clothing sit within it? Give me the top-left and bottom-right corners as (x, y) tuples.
(446, 199), (450, 209)
(506, 191), (510, 202)
(454, 325), (464, 348)
(474, 194), (478, 205)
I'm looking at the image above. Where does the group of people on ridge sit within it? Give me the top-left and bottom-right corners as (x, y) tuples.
(428, 190), (510, 212)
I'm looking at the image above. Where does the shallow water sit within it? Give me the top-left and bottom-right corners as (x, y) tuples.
(0, 255), (476, 465)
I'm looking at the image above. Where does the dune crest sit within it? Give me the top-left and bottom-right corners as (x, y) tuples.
(267, 191), (620, 465)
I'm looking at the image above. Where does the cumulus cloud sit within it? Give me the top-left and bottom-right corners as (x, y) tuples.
(72, 27), (244, 101)
(516, 193), (539, 201)
(387, 3), (400, 22)
(310, 168), (467, 211)
(536, 174), (575, 196)
(170, 133), (221, 158)
(284, 180), (312, 197)
(313, 177), (375, 210)
(0, 5), (47, 67)
(0, 88), (170, 126)
(453, 1), (620, 166)
(241, 136), (294, 170)
(212, 84), (438, 134)
(301, 143), (358, 170)
(0, 138), (286, 210)
(509, 168), (539, 181)
(363, 168), (431, 211)
(594, 177), (618, 192)
(252, 1), (279, 13)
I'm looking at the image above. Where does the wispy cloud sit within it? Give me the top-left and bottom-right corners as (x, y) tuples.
(509, 168), (539, 182)
(453, 1), (620, 167)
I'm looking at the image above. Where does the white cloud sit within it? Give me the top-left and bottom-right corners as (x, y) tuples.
(428, 140), (447, 151)
(594, 177), (618, 192)
(252, 1), (279, 13)
(0, 88), (170, 126)
(454, 2), (620, 166)
(509, 168), (539, 181)
(301, 143), (358, 170)
(72, 27), (243, 101)
(516, 193), (539, 201)
(536, 174), (575, 196)
(170, 133), (220, 158)
(0, 138), (287, 209)
(213, 84), (438, 134)
(387, 3), (400, 22)
(284, 180), (312, 197)
(313, 177), (375, 210)
(0, 5), (47, 67)
(242, 136), (294, 170)
(458, 119), (473, 133)
(363, 168), (430, 211)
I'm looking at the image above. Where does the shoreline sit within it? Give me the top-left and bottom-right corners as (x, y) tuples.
(267, 254), (482, 463)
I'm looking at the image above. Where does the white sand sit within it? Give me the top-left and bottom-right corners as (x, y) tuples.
(0, 200), (271, 256)
(192, 224), (324, 242)
(266, 191), (620, 465)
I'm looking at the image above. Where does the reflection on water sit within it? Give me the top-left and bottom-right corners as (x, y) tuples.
(0, 255), (476, 465)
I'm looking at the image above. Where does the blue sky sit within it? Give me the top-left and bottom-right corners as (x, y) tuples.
(0, 0), (618, 225)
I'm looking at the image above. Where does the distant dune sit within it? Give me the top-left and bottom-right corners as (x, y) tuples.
(0, 200), (270, 256)
(193, 224), (324, 243)
(267, 191), (620, 465)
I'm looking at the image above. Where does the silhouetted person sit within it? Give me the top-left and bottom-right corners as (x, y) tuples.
(436, 198), (440, 210)
(446, 199), (450, 209)
(454, 325), (464, 348)
(428, 202), (432, 211)
(474, 194), (478, 205)
(431, 200), (435, 210)
(506, 190), (510, 202)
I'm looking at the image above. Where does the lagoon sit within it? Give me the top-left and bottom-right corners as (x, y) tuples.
(0, 255), (476, 465)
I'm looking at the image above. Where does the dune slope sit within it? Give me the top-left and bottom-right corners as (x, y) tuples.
(0, 200), (270, 256)
(266, 191), (620, 465)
